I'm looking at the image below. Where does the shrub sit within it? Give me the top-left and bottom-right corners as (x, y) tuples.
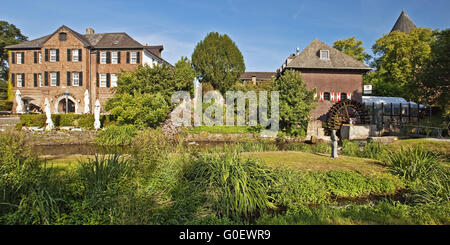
(19, 114), (96, 129)
(185, 152), (275, 220)
(387, 146), (441, 181)
(341, 140), (360, 157)
(311, 142), (331, 154)
(95, 125), (138, 146)
(412, 172), (450, 204)
(0, 100), (12, 111)
(361, 141), (388, 160)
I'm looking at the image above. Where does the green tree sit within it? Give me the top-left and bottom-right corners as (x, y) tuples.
(271, 70), (316, 136)
(0, 21), (28, 81)
(333, 37), (371, 63)
(174, 56), (196, 95)
(420, 29), (450, 116)
(192, 32), (245, 93)
(115, 64), (176, 103)
(104, 92), (170, 129)
(366, 28), (437, 101)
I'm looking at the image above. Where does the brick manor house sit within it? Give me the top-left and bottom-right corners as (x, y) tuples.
(6, 25), (171, 114)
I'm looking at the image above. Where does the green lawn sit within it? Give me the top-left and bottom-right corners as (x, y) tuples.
(243, 151), (386, 176)
(389, 138), (450, 160)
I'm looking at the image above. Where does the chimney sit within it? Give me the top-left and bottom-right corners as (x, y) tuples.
(86, 28), (95, 34)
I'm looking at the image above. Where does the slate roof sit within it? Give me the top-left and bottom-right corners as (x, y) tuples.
(5, 25), (145, 50)
(285, 39), (371, 71)
(144, 45), (164, 58)
(391, 11), (416, 33)
(240, 72), (276, 80)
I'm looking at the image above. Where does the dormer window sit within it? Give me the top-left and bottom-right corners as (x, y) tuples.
(59, 32), (67, 41)
(320, 50), (329, 60)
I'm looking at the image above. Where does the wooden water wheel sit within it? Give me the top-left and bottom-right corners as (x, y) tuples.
(326, 99), (370, 131)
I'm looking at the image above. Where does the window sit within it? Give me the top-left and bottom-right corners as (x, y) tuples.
(50, 50), (57, 62)
(72, 72), (80, 86)
(59, 32), (67, 41)
(111, 74), (117, 87)
(320, 50), (329, 60)
(17, 74), (23, 87)
(341, 93), (347, 100)
(99, 74), (107, 87)
(50, 72), (57, 86)
(17, 53), (23, 64)
(112, 52), (118, 64)
(38, 74), (42, 87)
(324, 92), (330, 101)
(72, 50), (79, 62)
(130, 52), (137, 64)
(100, 52), (107, 64)
(39, 53), (42, 64)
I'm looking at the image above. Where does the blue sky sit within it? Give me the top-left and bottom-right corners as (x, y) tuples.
(3, 0), (449, 71)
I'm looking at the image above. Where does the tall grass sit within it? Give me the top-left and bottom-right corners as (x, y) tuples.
(387, 146), (441, 181)
(95, 125), (138, 146)
(185, 152), (275, 220)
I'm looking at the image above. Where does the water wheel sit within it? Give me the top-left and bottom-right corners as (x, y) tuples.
(326, 99), (370, 131)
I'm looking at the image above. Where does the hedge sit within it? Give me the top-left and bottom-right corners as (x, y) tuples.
(0, 100), (12, 111)
(19, 114), (116, 129)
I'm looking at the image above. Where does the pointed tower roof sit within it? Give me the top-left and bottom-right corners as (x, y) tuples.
(391, 11), (417, 33)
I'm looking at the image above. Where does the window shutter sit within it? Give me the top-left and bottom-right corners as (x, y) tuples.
(34, 73), (37, 87)
(45, 49), (49, 61)
(96, 73), (99, 87)
(11, 73), (15, 87)
(34, 52), (37, 63)
(22, 73), (25, 87)
(106, 73), (110, 87)
(78, 49), (82, 61)
(11, 52), (15, 64)
(56, 72), (60, 86)
(117, 51), (121, 63)
(67, 49), (71, 61)
(79, 72), (83, 86)
(106, 51), (111, 64)
(44, 72), (48, 86)
(126, 52), (130, 63)
(56, 49), (59, 61)
(137, 51), (140, 64)
(67, 72), (71, 86)
(97, 52), (100, 64)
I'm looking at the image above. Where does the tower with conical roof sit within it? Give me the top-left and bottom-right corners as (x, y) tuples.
(391, 11), (417, 33)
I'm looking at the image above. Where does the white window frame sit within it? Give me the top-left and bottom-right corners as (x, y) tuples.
(111, 74), (117, 87)
(17, 53), (23, 64)
(72, 72), (80, 86)
(99, 74), (107, 87)
(72, 50), (79, 62)
(320, 50), (329, 60)
(17, 74), (23, 87)
(111, 51), (118, 64)
(50, 49), (57, 62)
(130, 51), (137, 64)
(50, 72), (57, 86)
(39, 53), (42, 64)
(38, 74), (42, 87)
(100, 52), (107, 64)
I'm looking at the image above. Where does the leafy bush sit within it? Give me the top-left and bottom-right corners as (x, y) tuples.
(185, 152), (275, 220)
(341, 140), (360, 157)
(311, 142), (331, 154)
(361, 141), (388, 160)
(105, 92), (170, 129)
(0, 100), (12, 111)
(19, 114), (96, 129)
(95, 125), (138, 146)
